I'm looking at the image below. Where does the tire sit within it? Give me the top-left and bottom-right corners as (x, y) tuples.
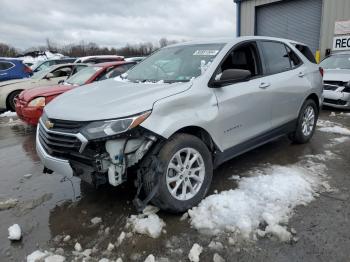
(141, 133), (213, 213)
(7, 90), (22, 111)
(289, 99), (318, 144)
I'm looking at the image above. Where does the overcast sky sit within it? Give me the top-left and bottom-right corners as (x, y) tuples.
(0, 0), (236, 50)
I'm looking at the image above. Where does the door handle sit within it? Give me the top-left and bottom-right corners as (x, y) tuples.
(298, 72), (305, 78)
(259, 82), (270, 89)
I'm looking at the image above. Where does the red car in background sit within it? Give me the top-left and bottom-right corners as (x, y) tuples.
(15, 61), (136, 125)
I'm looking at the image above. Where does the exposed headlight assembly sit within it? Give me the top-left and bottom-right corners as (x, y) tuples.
(28, 97), (46, 107)
(81, 111), (151, 140)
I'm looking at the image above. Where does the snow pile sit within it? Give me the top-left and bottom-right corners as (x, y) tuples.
(144, 254), (156, 262)
(8, 224), (21, 240)
(188, 243), (203, 262)
(331, 136), (350, 144)
(18, 51), (64, 65)
(27, 250), (65, 262)
(91, 217), (102, 225)
(317, 120), (350, 136)
(126, 205), (165, 238)
(188, 164), (324, 241)
(0, 111), (17, 118)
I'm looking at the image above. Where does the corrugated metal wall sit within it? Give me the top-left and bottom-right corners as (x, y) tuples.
(239, 0), (350, 58)
(255, 0), (322, 53)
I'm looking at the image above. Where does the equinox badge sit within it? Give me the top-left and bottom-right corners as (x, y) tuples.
(45, 120), (54, 129)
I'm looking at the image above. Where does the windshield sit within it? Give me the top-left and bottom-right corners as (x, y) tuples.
(66, 66), (102, 85)
(320, 54), (350, 69)
(126, 43), (225, 83)
(31, 67), (52, 80)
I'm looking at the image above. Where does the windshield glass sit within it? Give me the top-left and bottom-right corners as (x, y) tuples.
(31, 67), (52, 80)
(66, 66), (102, 85)
(320, 54), (350, 69)
(126, 43), (225, 83)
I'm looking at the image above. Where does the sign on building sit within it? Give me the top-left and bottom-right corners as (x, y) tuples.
(333, 35), (350, 51)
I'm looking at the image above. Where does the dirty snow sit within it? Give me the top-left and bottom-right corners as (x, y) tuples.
(127, 205), (165, 238)
(74, 242), (82, 252)
(44, 254), (66, 262)
(317, 120), (350, 135)
(0, 198), (18, 210)
(331, 136), (350, 144)
(213, 253), (225, 262)
(0, 111), (17, 117)
(188, 162), (325, 241)
(91, 217), (102, 225)
(188, 243), (203, 262)
(27, 250), (49, 262)
(8, 224), (21, 240)
(116, 231), (126, 246)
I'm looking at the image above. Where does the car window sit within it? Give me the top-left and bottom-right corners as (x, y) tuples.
(98, 64), (133, 81)
(51, 66), (72, 78)
(36, 61), (50, 71)
(0, 61), (15, 71)
(320, 54), (350, 69)
(214, 41), (261, 79)
(286, 46), (302, 68)
(294, 44), (317, 64)
(260, 41), (291, 75)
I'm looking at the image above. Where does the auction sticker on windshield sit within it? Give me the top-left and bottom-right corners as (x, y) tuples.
(193, 50), (219, 56)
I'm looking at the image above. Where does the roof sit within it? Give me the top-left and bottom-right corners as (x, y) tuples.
(93, 61), (136, 68)
(167, 36), (307, 47)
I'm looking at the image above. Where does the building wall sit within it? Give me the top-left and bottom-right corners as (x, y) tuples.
(239, 0), (350, 58)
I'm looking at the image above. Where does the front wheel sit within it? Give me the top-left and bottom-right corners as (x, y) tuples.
(141, 133), (213, 213)
(7, 90), (22, 112)
(289, 99), (318, 144)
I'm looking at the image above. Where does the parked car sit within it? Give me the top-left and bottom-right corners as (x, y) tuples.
(0, 58), (32, 82)
(16, 61), (136, 125)
(37, 36), (322, 212)
(0, 63), (87, 111)
(74, 55), (124, 64)
(320, 51), (350, 109)
(31, 58), (76, 73)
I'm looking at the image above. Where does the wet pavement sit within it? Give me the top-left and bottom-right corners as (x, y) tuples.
(0, 109), (349, 262)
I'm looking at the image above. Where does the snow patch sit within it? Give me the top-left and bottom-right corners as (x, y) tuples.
(188, 163), (325, 241)
(127, 205), (165, 238)
(8, 224), (21, 240)
(44, 254), (66, 262)
(144, 254), (155, 262)
(318, 126), (350, 136)
(0, 111), (17, 117)
(213, 253), (225, 262)
(331, 136), (350, 144)
(91, 217), (102, 225)
(27, 250), (49, 262)
(0, 198), (18, 210)
(116, 231), (126, 246)
(188, 243), (203, 262)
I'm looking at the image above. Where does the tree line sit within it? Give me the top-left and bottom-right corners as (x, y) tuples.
(0, 38), (179, 58)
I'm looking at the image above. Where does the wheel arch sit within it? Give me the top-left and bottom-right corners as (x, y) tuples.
(305, 93), (320, 112)
(6, 89), (23, 110)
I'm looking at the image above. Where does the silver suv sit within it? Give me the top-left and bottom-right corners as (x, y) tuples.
(36, 36), (322, 212)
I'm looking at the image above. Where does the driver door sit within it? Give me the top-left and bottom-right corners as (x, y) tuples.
(212, 41), (272, 150)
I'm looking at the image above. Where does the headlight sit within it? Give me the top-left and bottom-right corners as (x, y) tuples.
(28, 97), (46, 107)
(81, 111), (151, 140)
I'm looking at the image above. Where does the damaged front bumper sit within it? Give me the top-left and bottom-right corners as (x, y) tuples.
(36, 119), (157, 186)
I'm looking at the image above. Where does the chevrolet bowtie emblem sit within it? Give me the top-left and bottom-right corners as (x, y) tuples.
(45, 120), (54, 129)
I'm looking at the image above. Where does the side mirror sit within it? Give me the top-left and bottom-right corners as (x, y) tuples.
(58, 80), (65, 84)
(45, 73), (54, 80)
(210, 69), (251, 88)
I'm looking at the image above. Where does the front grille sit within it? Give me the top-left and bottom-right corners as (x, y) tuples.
(48, 118), (86, 133)
(38, 124), (82, 157)
(323, 98), (347, 106)
(323, 84), (338, 91)
(323, 81), (346, 86)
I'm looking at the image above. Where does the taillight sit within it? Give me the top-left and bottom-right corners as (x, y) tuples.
(319, 67), (324, 77)
(24, 66), (32, 74)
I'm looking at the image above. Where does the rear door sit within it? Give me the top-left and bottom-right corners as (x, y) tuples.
(257, 40), (310, 128)
(0, 61), (15, 81)
(213, 41), (272, 149)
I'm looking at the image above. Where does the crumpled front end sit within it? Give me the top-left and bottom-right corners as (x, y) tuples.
(36, 114), (158, 187)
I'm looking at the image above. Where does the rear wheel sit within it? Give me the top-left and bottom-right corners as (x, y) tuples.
(141, 134), (213, 213)
(289, 99), (318, 144)
(7, 90), (22, 112)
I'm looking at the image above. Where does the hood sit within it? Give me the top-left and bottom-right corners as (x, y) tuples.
(0, 78), (30, 87)
(323, 69), (350, 82)
(19, 84), (74, 102)
(45, 79), (192, 121)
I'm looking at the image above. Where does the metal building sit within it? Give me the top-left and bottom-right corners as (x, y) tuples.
(234, 0), (350, 59)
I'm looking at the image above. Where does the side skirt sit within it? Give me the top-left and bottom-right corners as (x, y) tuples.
(213, 120), (297, 168)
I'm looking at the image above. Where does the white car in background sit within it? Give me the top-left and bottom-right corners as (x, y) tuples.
(320, 52), (350, 109)
(74, 55), (124, 64)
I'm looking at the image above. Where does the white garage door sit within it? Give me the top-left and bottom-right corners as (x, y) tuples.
(256, 0), (323, 53)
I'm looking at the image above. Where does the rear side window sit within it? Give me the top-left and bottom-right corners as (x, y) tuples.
(286, 46), (302, 68)
(260, 41), (291, 74)
(0, 61), (15, 70)
(294, 44), (316, 64)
